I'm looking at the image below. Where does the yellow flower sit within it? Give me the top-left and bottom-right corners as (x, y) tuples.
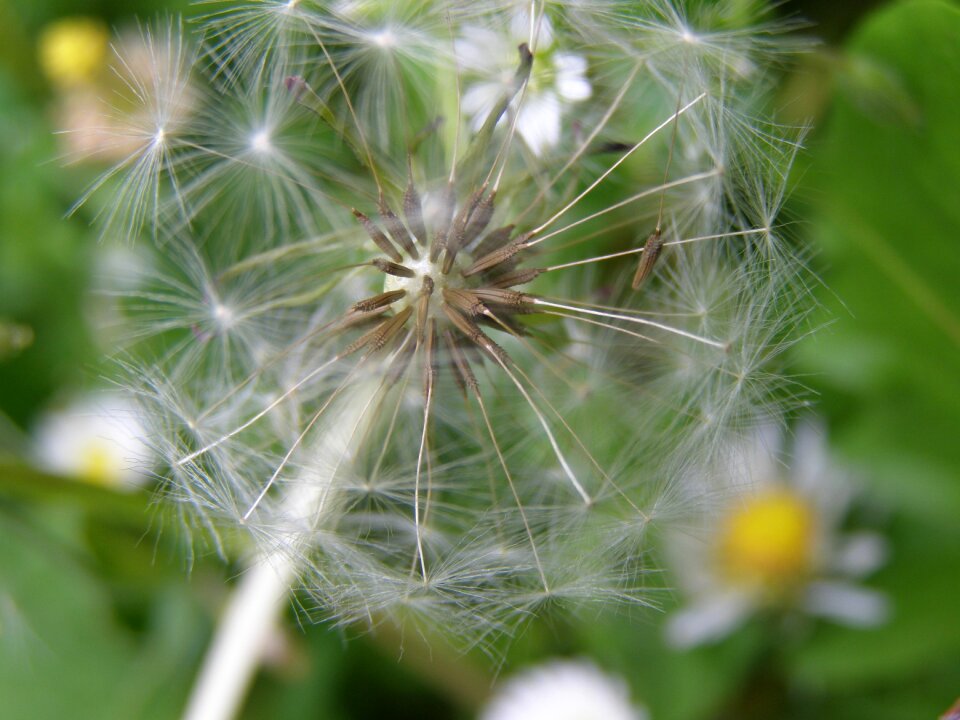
(39, 18), (109, 88)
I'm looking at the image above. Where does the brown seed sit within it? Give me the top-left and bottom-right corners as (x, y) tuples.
(631, 228), (664, 289)
(343, 306), (413, 356)
(441, 305), (507, 363)
(471, 224), (515, 258)
(442, 288), (485, 317)
(370, 258), (415, 278)
(462, 240), (525, 277)
(488, 267), (543, 289)
(443, 329), (479, 394)
(462, 191), (496, 249)
(416, 277), (435, 343)
(471, 288), (532, 308)
(353, 208), (402, 263)
(403, 177), (428, 247)
(423, 319), (438, 398)
(379, 200), (419, 260)
(352, 289), (406, 313)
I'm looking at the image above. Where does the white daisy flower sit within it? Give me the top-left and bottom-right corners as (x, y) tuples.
(665, 421), (890, 648)
(456, 8), (591, 155)
(33, 392), (152, 489)
(481, 660), (646, 720)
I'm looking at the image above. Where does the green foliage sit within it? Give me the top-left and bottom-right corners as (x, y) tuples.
(793, 0), (960, 714)
(799, 0), (960, 519)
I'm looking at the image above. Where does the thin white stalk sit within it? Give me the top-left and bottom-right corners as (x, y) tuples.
(181, 551), (296, 720)
(182, 380), (383, 720)
(533, 298), (727, 349)
(527, 93), (706, 239)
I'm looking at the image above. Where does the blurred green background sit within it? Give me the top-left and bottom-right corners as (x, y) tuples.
(1, 0), (958, 718)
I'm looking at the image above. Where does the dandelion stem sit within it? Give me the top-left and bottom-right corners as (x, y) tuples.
(182, 551), (296, 720)
(184, 380), (384, 720)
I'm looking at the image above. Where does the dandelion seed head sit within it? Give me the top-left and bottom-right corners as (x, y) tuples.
(79, 0), (812, 645)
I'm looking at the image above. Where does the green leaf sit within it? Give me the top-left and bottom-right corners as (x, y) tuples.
(790, 0), (960, 700)
(798, 0), (960, 522)
(0, 508), (205, 720)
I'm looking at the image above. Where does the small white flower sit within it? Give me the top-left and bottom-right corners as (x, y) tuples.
(33, 392), (152, 489)
(456, 9), (591, 155)
(481, 660), (646, 720)
(665, 421), (890, 648)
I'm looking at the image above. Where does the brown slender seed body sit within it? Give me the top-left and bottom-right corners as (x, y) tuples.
(442, 288), (486, 317)
(472, 224), (515, 259)
(353, 208), (402, 262)
(444, 329), (479, 394)
(403, 179), (428, 246)
(371, 258), (415, 278)
(632, 228), (664, 288)
(379, 201), (419, 259)
(471, 288), (532, 308)
(462, 240), (524, 277)
(488, 267), (543, 288)
(352, 289), (407, 313)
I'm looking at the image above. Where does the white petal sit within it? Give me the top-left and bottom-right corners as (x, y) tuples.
(746, 422), (786, 483)
(665, 591), (753, 648)
(482, 660), (644, 720)
(454, 29), (508, 72)
(510, 10), (553, 50)
(555, 52), (587, 76)
(33, 392), (152, 488)
(517, 92), (561, 155)
(557, 71), (591, 102)
(832, 532), (889, 577)
(791, 420), (854, 518)
(461, 84), (501, 130)
(803, 581), (891, 627)
(554, 52), (591, 102)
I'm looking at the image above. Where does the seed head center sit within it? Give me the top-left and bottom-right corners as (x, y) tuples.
(383, 252), (472, 319)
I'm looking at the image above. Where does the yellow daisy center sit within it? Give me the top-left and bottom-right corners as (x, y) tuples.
(78, 442), (122, 486)
(718, 488), (815, 591)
